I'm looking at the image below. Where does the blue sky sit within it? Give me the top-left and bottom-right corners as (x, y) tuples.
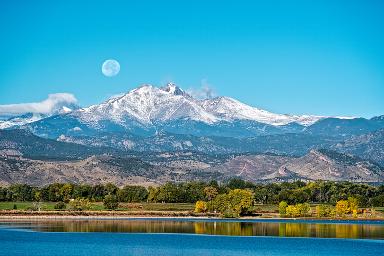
(0, 0), (383, 117)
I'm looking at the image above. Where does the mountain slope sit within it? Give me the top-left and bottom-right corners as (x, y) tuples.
(56, 131), (340, 155)
(0, 129), (121, 160)
(277, 149), (383, 182)
(200, 96), (322, 126)
(331, 129), (384, 166)
(305, 117), (383, 137)
(0, 102), (79, 129)
(207, 150), (384, 183)
(0, 155), (167, 186)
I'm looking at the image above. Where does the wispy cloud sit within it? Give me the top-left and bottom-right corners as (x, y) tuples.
(187, 79), (217, 99)
(0, 93), (78, 115)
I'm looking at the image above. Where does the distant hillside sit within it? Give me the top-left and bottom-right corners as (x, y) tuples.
(0, 129), (121, 160)
(57, 131), (339, 156)
(0, 154), (222, 186)
(331, 129), (384, 167)
(207, 150), (384, 183)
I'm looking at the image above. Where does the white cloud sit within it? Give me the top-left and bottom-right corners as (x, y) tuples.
(0, 93), (78, 115)
(187, 79), (217, 99)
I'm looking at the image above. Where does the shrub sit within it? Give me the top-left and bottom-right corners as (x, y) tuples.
(54, 201), (66, 210)
(69, 198), (91, 211)
(223, 208), (238, 218)
(316, 205), (334, 217)
(296, 203), (311, 217)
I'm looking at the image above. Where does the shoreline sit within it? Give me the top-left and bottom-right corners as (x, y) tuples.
(0, 211), (383, 222)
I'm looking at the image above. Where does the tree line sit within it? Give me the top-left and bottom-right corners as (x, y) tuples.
(0, 179), (383, 208)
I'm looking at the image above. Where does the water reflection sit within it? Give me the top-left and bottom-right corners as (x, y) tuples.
(1, 219), (383, 239)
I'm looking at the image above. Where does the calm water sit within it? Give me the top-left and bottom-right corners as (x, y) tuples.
(0, 218), (383, 256)
(1, 218), (383, 239)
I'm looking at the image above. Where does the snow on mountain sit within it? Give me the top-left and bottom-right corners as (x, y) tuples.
(71, 83), (324, 127)
(1, 83), (352, 131)
(74, 84), (218, 127)
(199, 96), (323, 126)
(0, 113), (43, 129)
(0, 105), (79, 129)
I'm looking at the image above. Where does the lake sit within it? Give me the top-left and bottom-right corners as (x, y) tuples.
(0, 218), (383, 256)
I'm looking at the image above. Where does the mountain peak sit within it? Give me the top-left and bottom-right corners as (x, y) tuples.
(160, 83), (187, 96)
(131, 84), (156, 93)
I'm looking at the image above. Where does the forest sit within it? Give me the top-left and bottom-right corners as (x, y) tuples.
(1, 179), (383, 208)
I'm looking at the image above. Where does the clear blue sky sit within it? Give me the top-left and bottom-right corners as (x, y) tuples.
(0, 0), (383, 117)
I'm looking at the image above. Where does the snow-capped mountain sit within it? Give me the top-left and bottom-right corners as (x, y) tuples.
(7, 83), (383, 141)
(71, 83), (324, 128)
(200, 96), (323, 126)
(0, 105), (79, 129)
(75, 84), (218, 127)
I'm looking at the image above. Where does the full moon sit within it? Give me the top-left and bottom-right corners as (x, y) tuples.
(102, 59), (120, 77)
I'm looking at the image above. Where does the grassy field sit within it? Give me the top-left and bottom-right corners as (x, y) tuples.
(0, 202), (382, 216)
(0, 202), (195, 212)
(0, 202), (57, 211)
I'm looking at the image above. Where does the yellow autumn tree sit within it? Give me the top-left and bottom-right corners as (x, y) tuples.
(227, 189), (254, 216)
(336, 200), (349, 217)
(347, 197), (359, 212)
(285, 205), (300, 217)
(195, 200), (207, 213)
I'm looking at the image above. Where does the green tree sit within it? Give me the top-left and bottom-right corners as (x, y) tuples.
(371, 195), (384, 207)
(46, 183), (64, 202)
(9, 184), (34, 201)
(72, 184), (92, 199)
(227, 189), (254, 216)
(156, 182), (181, 203)
(147, 186), (159, 202)
(278, 201), (288, 216)
(204, 186), (218, 211)
(60, 184), (73, 202)
(103, 194), (119, 210)
(227, 178), (247, 189)
(117, 185), (148, 202)
(296, 203), (311, 217)
(213, 194), (230, 213)
(105, 183), (118, 195)
(316, 205), (334, 217)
